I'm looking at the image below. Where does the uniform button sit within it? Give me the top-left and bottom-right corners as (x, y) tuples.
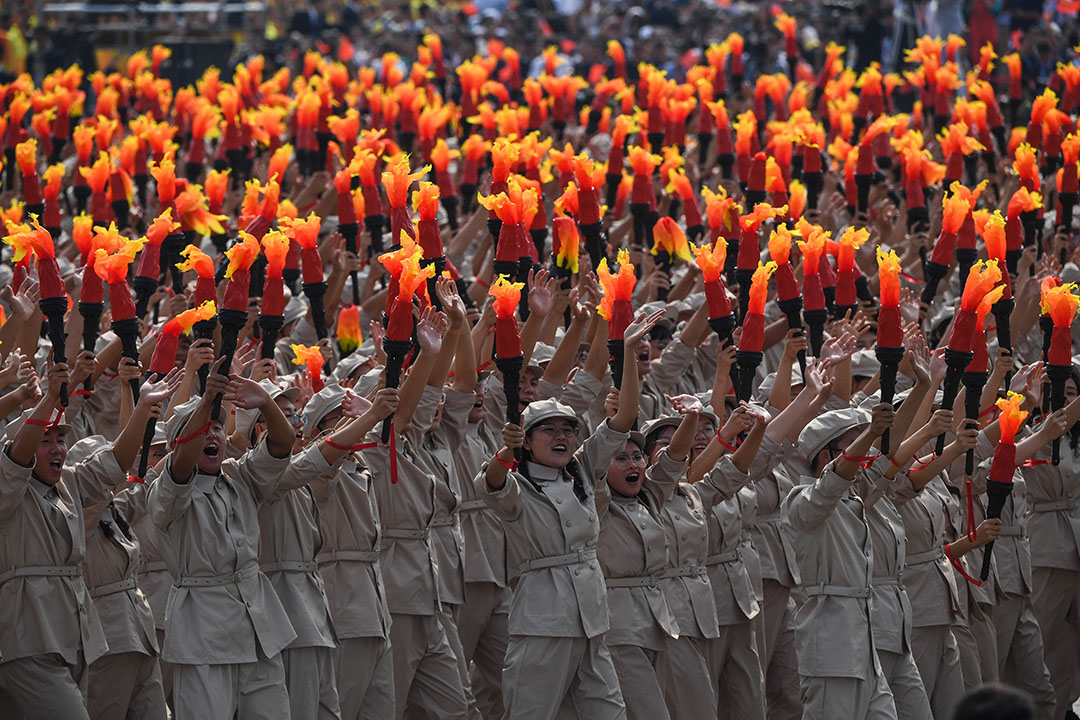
(565, 520), (572, 527)
(555, 498), (563, 504)
(640, 523), (647, 530)
(586, 514), (594, 523)
(574, 568), (582, 576)
(245, 601), (251, 608)
(236, 539), (245, 547)
(681, 534), (688, 541)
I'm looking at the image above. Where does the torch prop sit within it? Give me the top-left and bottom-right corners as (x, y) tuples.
(628, 147), (661, 249)
(961, 282), (1003, 474)
(96, 238), (147, 403)
(490, 276), (526, 459)
(980, 392), (1027, 580)
(770, 225), (805, 375)
(137, 302), (216, 478)
(382, 155), (427, 248)
(551, 217), (581, 297)
(292, 344), (326, 394)
(921, 191), (969, 307)
(378, 239), (434, 443)
(598, 250), (636, 389)
(258, 230), (290, 361)
(936, 260), (1003, 454)
(212, 232), (261, 420)
(652, 217), (692, 303)
(133, 210), (179, 320)
(693, 233), (735, 347)
(281, 213), (329, 340)
(73, 219), (120, 395)
(176, 243), (219, 390)
(737, 204), (784, 323)
(1041, 280), (1080, 464)
(414, 182), (449, 306)
(979, 210), (1015, 381)
(796, 219), (829, 356)
(737, 262), (777, 402)
(835, 226), (869, 319)
(15, 139), (44, 219)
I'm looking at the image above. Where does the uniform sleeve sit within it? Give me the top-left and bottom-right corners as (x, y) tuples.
(886, 471), (920, 505)
(559, 371), (606, 420)
(0, 445), (33, 522)
(747, 434), (783, 483)
(855, 454), (892, 510)
(441, 389), (477, 445)
(647, 340), (695, 396)
(407, 385), (443, 446)
(645, 449), (686, 509)
(537, 378), (563, 402)
(69, 448), (127, 517)
(576, 419), (629, 488)
(700, 455), (753, 505)
(783, 464), (852, 533)
(112, 480), (151, 527)
(147, 456), (198, 531)
(475, 465), (523, 522)
(235, 440), (298, 504)
(483, 374), (508, 432)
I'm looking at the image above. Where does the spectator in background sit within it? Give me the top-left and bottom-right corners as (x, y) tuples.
(952, 684), (1035, 720)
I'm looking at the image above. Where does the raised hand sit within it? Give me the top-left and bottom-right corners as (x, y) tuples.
(224, 373), (273, 410)
(820, 332), (857, 365)
(719, 405), (753, 442)
(368, 387), (399, 420)
(436, 276), (467, 326)
(868, 402), (895, 437)
(416, 306), (449, 355)
(623, 308), (667, 348)
(139, 368), (185, 411)
(527, 267), (556, 316)
(668, 393), (704, 416)
(502, 422), (525, 450)
(781, 329), (808, 362)
(69, 350), (98, 388)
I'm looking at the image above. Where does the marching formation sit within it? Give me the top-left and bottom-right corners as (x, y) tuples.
(1, 8), (1080, 720)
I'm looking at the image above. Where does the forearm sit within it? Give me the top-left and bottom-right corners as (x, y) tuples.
(112, 400), (156, 471)
(762, 317), (789, 351)
(428, 323), (460, 387)
(452, 320), (478, 392)
(766, 385), (815, 443)
(611, 340), (641, 432)
(892, 378), (930, 443)
(395, 350), (438, 429)
(832, 358), (853, 401)
(731, 420), (766, 473)
(120, 376), (135, 427)
(909, 441), (964, 488)
(261, 397), (294, 458)
(542, 315), (587, 386)
(677, 303), (709, 348)
(689, 439), (726, 484)
(769, 356), (794, 410)
(10, 396), (54, 465)
(317, 413), (381, 464)
(484, 447), (513, 490)
(519, 312), (544, 368)
(979, 369), (1008, 420)
(582, 317), (609, 381)
(172, 399), (214, 481)
(834, 428), (878, 480)
(1015, 428), (1053, 464)
(666, 414), (698, 462)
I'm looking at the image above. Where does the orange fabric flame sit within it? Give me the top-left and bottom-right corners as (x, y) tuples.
(43, 164), (64, 199)
(429, 138), (460, 173)
(836, 226), (870, 271)
(938, 122), (984, 156)
(652, 216), (694, 262)
(701, 186), (741, 233)
(80, 152), (112, 193)
(224, 231), (261, 279)
(15, 138), (36, 175)
(291, 343), (325, 378)
(960, 260), (1003, 312)
(1008, 187), (1043, 215)
(693, 238), (727, 282)
(774, 12), (797, 39)
(280, 212), (322, 250)
(596, 249), (637, 320)
(1013, 143), (1039, 183)
(942, 191), (971, 234)
(337, 305), (363, 351)
(553, 218), (580, 273)
(1041, 281), (1080, 327)
(205, 169), (230, 209)
(170, 301), (217, 336)
(412, 181), (440, 221)
(997, 392), (1029, 444)
(877, 247), (901, 307)
(268, 144), (292, 182)
(145, 208), (180, 245)
(490, 137), (520, 183)
(477, 177), (538, 225)
(381, 155), (431, 208)
(978, 209), (1007, 260)
(739, 203), (785, 233)
(174, 185), (227, 235)
(748, 261), (778, 315)
(489, 275), (525, 319)
(72, 214), (94, 258)
(94, 238), (146, 283)
(176, 244), (215, 278)
(261, 230), (290, 276)
(768, 225), (795, 265)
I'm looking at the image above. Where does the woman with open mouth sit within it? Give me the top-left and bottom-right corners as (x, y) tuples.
(478, 307), (664, 720)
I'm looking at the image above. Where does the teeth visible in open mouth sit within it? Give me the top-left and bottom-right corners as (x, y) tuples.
(553, 444), (567, 451)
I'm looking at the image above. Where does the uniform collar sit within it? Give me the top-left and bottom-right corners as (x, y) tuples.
(525, 460), (563, 482)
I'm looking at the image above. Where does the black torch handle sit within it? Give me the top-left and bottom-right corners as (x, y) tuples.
(136, 371), (162, 480)
(210, 326), (241, 422)
(42, 302), (69, 407)
(381, 359), (405, 443)
(979, 540), (996, 582)
(607, 339), (624, 390)
(502, 362), (523, 462)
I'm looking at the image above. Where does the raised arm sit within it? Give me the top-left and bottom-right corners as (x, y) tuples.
(610, 308), (666, 432)
(428, 278), (465, 388)
(315, 388), (398, 466)
(769, 329), (807, 411)
(541, 287), (594, 387)
(394, 306), (448, 432)
(111, 369), (186, 472)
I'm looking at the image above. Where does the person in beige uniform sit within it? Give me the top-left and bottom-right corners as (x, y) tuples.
(0, 362), (178, 720)
(81, 434), (169, 720)
(480, 309), (665, 720)
(1025, 370), (1080, 720)
(249, 381), (342, 720)
(784, 403), (898, 720)
(359, 306), (469, 720)
(147, 365), (302, 720)
(299, 383), (400, 720)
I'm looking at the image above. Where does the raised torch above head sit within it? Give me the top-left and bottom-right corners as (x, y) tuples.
(597, 249), (637, 390)
(981, 392), (1029, 581)
(1041, 280), (1080, 464)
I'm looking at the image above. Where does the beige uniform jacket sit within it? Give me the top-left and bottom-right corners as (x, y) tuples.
(856, 456), (913, 655)
(1022, 444), (1080, 571)
(441, 388), (506, 587)
(699, 457), (760, 625)
(361, 419), (441, 616)
(416, 386), (466, 607)
(659, 462), (721, 640)
(754, 439), (802, 588)
(147, 442), (298, 664)
(596, 453), (680, 650)
(0, 445), (126, 666)
(638, 339), (696, 422)
(257, 484), (337, 650)
(477, 420), (627, 638)
(301, 445), (391, 641)
(84, 500), (159, 658)
(783, 463), (878, 679)
(118, 476), (172, 631)
(890, 474), (961, 628)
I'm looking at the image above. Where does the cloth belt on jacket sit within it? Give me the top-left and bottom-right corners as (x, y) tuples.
(0, 565), (81, 587)
(756, 511), (781, 524)
(705, 548), (740, 566)
(804, 583), (871, 599)
(175, 563), (259, 588)
(517, 548), (597, 576)
(905, 548), (944, 566)
(458, 499), (488, 512)
(605, 574), (660, 589)
(140, 561), (169, 574)
(872, 576), (903, 587)
(317, 549), (379, 564)
(1031, 498), (1079, 512)
(429, 515), (458, 528)
(90, 576), (137, 598)
(997, 526), (1023, 537)
(260, 560), (318, 574)
(383, 528), (429, 540)
(659, 565), (708, 579)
